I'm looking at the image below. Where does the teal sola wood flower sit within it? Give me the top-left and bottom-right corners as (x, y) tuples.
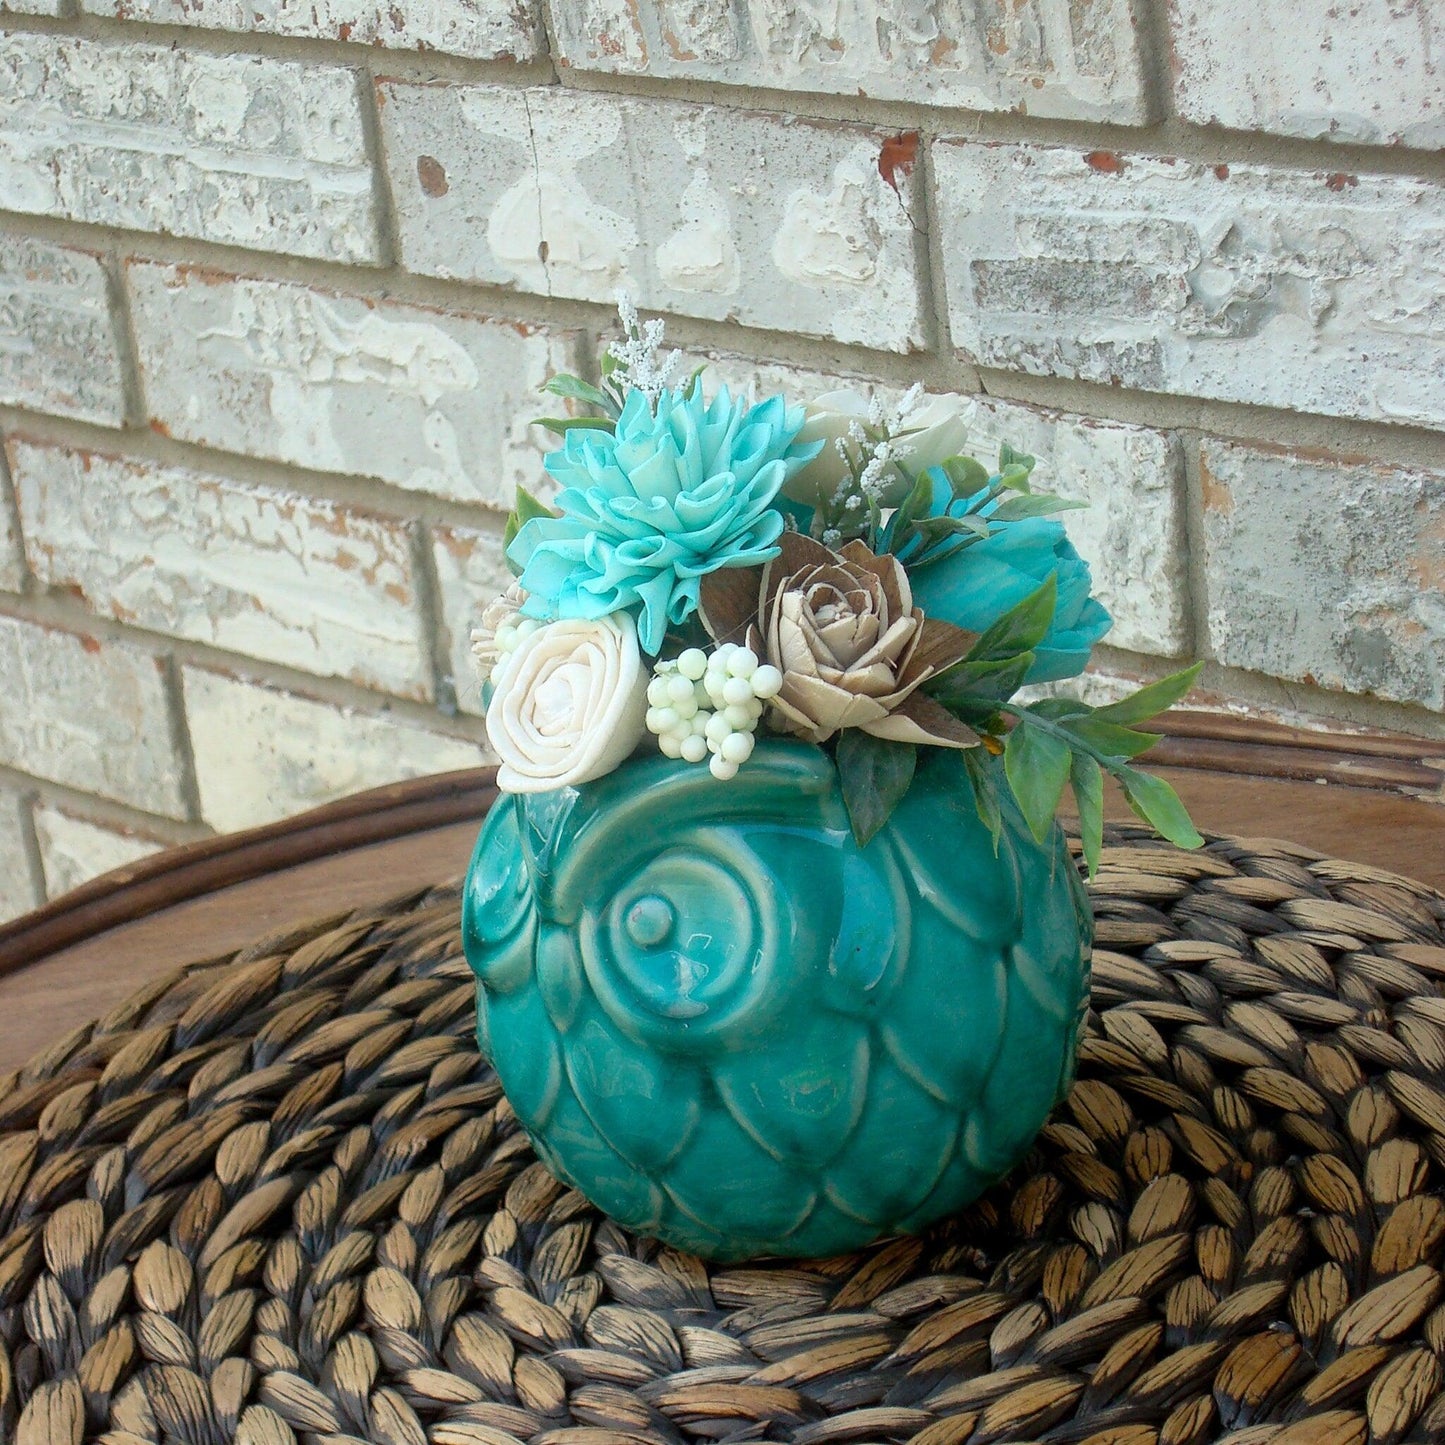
(509, 385), (820, 655)
(884, 467), (1113, 683)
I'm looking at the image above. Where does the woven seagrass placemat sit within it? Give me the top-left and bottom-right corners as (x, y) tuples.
(1, 827), (1443, 1445)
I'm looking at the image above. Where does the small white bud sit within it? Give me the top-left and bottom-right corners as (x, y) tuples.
(677, 648), (708, 680)
(647, 677), (671, 707)
(680, 734), (708, 763)
(750, 664), (783, 699)
(659, 733), (684, 759)
(674, 695), (698, 721)
(726, 648), (758, 678)
(704, 712), (732, 745)
(722, 676), (753, 707)
(709, 755), (739, 781)
(667, 674), (695, 705)
(722, 703), (754, 731)
(720, 731), (754, 765)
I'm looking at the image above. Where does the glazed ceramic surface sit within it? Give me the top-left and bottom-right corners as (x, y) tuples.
(462, 740), (1092, 1261)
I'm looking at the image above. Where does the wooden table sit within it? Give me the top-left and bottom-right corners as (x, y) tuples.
(0, 713), (1441, 1074)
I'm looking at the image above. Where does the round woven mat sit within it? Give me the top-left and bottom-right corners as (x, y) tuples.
(2, 828), (1444, 1445)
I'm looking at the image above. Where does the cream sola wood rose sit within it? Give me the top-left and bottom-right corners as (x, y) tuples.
(485, 612), (649, 793)
(782, 387), (970, 511)
(700, 531), (980, 750)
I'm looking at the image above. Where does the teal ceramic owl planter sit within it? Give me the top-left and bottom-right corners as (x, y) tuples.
(462, 739), (1092, 1262)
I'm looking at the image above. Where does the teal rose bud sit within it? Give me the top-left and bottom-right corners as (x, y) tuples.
(510, 385), (820, 655)
(891, 468), (1112, 683)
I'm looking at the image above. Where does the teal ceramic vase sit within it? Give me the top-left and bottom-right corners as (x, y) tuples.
(462, 739), (1092, 1262)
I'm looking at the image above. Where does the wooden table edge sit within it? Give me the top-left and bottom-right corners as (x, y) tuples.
(0, 769), (501, 976)
(0, 711), (1438, 975)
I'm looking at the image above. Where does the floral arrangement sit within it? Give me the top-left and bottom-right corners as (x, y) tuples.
(472, 299), (1201, 875)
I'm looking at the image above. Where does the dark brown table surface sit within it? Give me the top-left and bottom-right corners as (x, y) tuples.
(0, 717), (1441, 1075)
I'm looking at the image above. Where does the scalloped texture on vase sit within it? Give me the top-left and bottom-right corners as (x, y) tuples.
(462, 739), (1091, 1261)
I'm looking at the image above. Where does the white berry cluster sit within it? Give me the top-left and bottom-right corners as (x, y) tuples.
(483, 615), (543, 681)
(644, 644), (783, 781)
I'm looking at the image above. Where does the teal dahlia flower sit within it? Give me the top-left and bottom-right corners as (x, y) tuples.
(509, 386), (819, 655)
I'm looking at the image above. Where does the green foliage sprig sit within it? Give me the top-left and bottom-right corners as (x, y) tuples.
(832, 574), (1203, 869)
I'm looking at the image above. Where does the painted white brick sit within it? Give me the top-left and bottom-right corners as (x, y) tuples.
(1, 1), (69, 13)
(1170, 0), (1445, 150)
(0, 789), (39, 925)
(549, 0), (1150, 124)
(431, 523), (515, 718)
(379, 83), (926, 352)
(127, 264), (579, 508)
(1200, 438), (1445, 711)
(80, 0), (542, 59)
(0, 616), (187, 816)
(0, 232), (126, 427)
(33, 803), (165, 898)
(9, 439), (432, 700)
(183, 667), (487, 831)
(933, 141), (1445, 431)
(700, 354), (1189, 658)
(0, 34), (381, 264)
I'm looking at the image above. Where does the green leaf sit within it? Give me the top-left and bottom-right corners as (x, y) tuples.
(995, 463), (1034, 493)
(967, 575), (1058, 663)
(927, 653), (1034, 712)
(1070, 753), (1104, 878)
(600, 349), (624, 378)
(542, 372), (619, 416)
(513, 484), (553, 526)
(534, 416), (616, 437)
(1004, 715), (1072, 844)
(1027, 696), (1092, 721)
(963, 749), (1005, 855)
(990, 492), (1089, 522)
(940, 455), (991, 498)
(889, 467), (936, 538)
(1117, 768), (1205, 850)
(1064, 715), (1160, 762)
(503, 484), (554, 564)
(684, 363), (707, 398)
(835, 731), (917, 847)
(910, 513), (992, 549)
(1093, 663), (1203, 727)
(998, 443), (1037, 477)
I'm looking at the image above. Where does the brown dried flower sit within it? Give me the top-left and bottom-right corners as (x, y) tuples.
(701, 532), (979, 749)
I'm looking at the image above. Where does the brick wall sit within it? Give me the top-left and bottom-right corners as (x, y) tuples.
(0, 1), (1441, 919)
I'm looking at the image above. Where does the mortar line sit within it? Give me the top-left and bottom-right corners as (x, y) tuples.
(355, 61), (402, 271)
(3, 9), (1444, 183)
(2, 203), (1442, 476)
(411, 519), (455, 718)
(103, 246), (148, 431)
(1175, 427), (1212, 662)
(0, 446), (30, 597)
(159, 652), (206, 826)
(1133, 0), (1178, 129)
(914, 122), (971, 382)
(0, 587), (494, 745)
(3, 316), (1444, 523)
(0, 764), (211, 845)
(12, 787), (50, 912)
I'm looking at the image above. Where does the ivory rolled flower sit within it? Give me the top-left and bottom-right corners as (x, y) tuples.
(700, 532), (979, 750)
(782, 390), (972, 509)
(487, 613), (649, 793)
